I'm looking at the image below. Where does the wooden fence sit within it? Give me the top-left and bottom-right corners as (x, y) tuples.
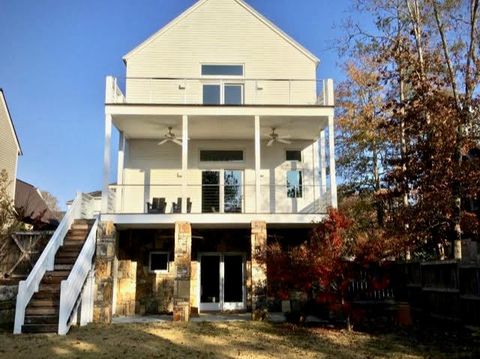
(394, 261), (480, 326)
(0, 231), (53, 284)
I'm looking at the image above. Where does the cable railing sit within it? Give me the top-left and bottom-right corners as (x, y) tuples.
(105, 183), (331, 215)
(106, 76), (334, 106)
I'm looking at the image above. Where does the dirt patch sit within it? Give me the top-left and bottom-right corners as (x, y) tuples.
(0, 321), (477, 358)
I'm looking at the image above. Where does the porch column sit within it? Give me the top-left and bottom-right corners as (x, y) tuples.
(251, 221), (267, 320)
(182, 115), (189, 214)
(173, 222), (192, 321)
(320, 130), (327, 195)
(101, 114), (112, 213)
(328, 115), (338, 208)
(117, 132), (125, 213)
(93, 221), (117, 323)
(254, 116), (261, 213)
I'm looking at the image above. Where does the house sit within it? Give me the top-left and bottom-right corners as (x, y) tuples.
(0, 89), (22, 201)
(14, 0), (337, 334)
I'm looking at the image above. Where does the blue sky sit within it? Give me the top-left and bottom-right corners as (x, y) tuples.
(0, 0), (360, 208)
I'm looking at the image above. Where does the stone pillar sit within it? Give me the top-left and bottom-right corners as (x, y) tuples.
(93, 221), (117, 323)
(251, 221), (267, 320)
(173, 222), (192, 321)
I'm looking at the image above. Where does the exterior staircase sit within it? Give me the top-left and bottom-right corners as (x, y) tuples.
(21, 219), (94, 334)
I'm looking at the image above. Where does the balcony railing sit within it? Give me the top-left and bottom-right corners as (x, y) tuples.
(104, 184), (331, 215)
(106, 76), (334, 106)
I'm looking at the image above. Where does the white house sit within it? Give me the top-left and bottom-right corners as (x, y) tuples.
(14, 0), (337, 334)
(100, 0), (337, 318)
(0, 89), (22, 201)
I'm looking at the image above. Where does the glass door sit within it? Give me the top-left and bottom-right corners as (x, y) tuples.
(224, 170), (242, 213)
(200, 254), (221, 311)
(223, 254), (245, 310)
(202, 171), (220, 213)
(199, 253), (245, 312)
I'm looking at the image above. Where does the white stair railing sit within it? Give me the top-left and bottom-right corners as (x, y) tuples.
(58, 217), (98, 335)
(13, 192), (95, 334)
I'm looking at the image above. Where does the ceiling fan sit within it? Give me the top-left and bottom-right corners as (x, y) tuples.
(267, 128), (291, 146)
(158, 127), (183, 146)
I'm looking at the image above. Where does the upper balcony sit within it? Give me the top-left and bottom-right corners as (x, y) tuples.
(105, 76), (334, 107)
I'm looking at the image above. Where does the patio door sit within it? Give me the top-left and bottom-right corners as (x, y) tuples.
(199, 253), (245, 312)
(202, 170), (243, 213)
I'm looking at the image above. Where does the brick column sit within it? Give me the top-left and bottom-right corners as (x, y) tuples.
(93, 221), (117, 323)
(251, 221), (267, 320)
(173, 222), (192, 321)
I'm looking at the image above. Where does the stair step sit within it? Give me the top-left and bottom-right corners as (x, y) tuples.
(54, 264), (74, 271)
(26, 307), (58, 316)
(29, 299), (59, 307)
(33, 291), (60, 300)
(45, 271), (71, 277)
(55, 257), (77, 265)
(62, 241), (84, 247)
(24, 315), (58, 325)
(71, 224), (89, 230)
(22, 324), (58, 334)
(65, 235), (87, 241)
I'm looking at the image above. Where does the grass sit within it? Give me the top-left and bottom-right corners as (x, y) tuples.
(0, 321), (478, 358)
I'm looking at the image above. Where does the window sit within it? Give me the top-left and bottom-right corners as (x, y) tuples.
(287, 171), (303, 198)
(203, 85), (221, 105)
(286, 150), (302, 162)
(149, 252), (169, 273)
(203, 83), (243, 105)
(200, 150), (244, 162)
(201, 65), (244, 76)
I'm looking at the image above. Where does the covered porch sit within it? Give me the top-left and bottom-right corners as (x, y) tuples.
(101, 105), (337, 221)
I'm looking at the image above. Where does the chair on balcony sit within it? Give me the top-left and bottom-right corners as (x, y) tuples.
(147, 197), (166, 214)
(172, 198), (192, 213)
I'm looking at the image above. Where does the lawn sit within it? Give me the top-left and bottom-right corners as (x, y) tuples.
(0, 321), (478, 359)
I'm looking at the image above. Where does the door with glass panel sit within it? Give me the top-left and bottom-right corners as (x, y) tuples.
(203, 83), (244, 105)
(202, 170), (243, 213)
(199, 253), (245, 312)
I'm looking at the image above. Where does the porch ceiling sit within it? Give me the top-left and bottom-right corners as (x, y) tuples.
(113, 114), (328, 141)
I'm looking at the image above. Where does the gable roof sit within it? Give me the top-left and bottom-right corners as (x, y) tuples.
(123, 0), (319, 65)
(0, 89), (22, 156)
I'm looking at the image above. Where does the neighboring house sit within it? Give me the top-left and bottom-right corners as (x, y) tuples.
(0, 89), (22, 200)
(14, 179), (59, 230)
(14, 0), (338, 334)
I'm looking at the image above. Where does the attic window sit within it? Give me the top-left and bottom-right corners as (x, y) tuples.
(202, 65), (244, 76)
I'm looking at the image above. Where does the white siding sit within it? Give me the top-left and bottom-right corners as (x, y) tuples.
(0, 92), (20, 200)
(118, 139), (327, 214)
(125, 0), (317, 105)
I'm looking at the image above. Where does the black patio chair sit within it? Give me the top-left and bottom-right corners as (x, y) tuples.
(172, 198), (192, 213)
(147, 197), (166, 214)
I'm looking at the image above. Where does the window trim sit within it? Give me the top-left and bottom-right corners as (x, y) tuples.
(202, 82), (244, 105)
(285, 149), (303, 162)
(286, 170), (303, 199)
(200, 63), (245, 78)
(149, 251), (170, 274)
(199, 149), (245, 163)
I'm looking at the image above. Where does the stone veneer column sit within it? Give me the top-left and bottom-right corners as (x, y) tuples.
(173, 222), (192, 321)
(93, 221), (117, 323)
(251, 221), (268, 320)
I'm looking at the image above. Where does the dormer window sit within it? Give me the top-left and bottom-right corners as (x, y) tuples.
(202, 64), (244, 105)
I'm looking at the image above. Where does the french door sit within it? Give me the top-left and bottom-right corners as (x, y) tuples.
(202, 170), (243, 213)
(199, 253), (245, 312)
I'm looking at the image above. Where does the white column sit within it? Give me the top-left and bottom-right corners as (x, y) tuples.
(182, 115), (189, 214)
(117, 132), (125, 185)
(101, 114), (112, 213)
(328, 115), (338, 208)
(312, 139), (319, 213)
(254, 116), (261, 213)
(320, 130), (327, 195)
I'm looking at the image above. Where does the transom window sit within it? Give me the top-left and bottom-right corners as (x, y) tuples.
(286, 150), (302, 162)
(287, 171), (303, 198)
(149, 252), (169, 273)
(200, 150), (244, 162)
(201, 65), (244, 76)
